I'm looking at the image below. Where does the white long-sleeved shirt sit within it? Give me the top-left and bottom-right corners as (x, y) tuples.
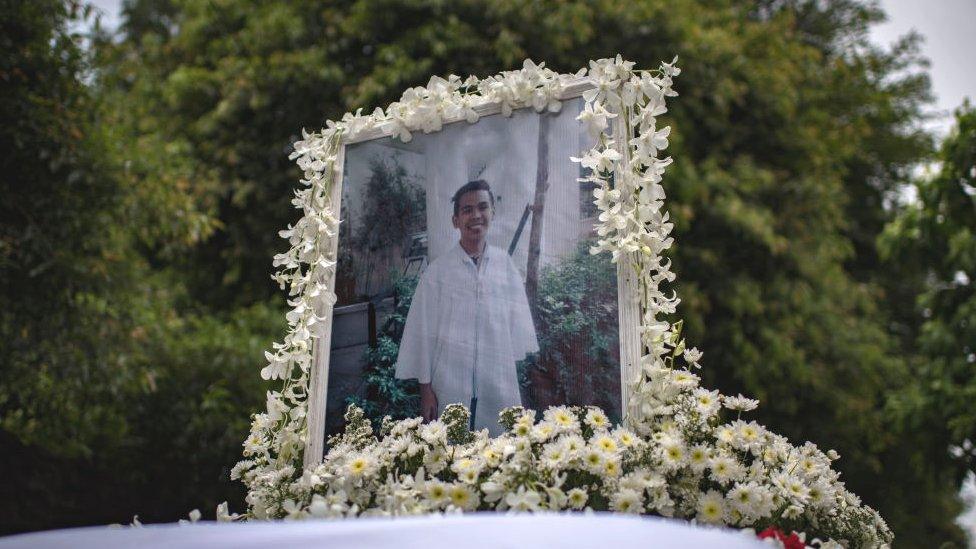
(395, 243), (539, 435)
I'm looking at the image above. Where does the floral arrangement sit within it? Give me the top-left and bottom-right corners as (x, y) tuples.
(230, 56), (893, 548)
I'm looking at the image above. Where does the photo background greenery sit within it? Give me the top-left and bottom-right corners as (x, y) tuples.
(2, 0), (973, 545)
(344, 274), (421, 431)
(520, 244), (622, 424)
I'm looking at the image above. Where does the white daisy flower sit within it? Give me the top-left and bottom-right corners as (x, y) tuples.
(425, 481), (450, 507)
(566, 488), (588, 509)
(448, 483), (479, 511)
(692, 388), (721, 417)
(593, 434), (619, 454)
(696, 490), (726, 525)
(687, 444), (711, 473)
(610, 489), (643, 514)
(722, 394), (759, 412)
(420, 421), (447, 445)
(709, 455), (745, 485)
(584, 408), (610, 430)
(582, 447), (606, 474)
(345, 453), (374, 478)
(544, 406), (580, 433)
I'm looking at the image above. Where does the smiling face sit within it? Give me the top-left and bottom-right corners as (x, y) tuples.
(452, 189), (494, 245)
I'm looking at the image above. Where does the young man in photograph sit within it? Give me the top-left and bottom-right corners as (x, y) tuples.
(395, 180), (539, 435)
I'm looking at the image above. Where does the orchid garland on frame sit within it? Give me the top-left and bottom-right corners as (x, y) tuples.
(231, 57), (893, 548)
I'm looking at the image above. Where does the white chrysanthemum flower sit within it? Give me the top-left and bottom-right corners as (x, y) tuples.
(696, 490), (727, 525)
(610, 488), (643, 514)
(541, 442), (568, 470)
(727, 482), (758, 518)
(688, 444), (711, 473)
(728, 482), (775, 522)
(561, 434), (586, 456)
(243, 433), (265, 455)
(636, 468), (667, 491)
(387, 436), (409, 456)
(512, 436), (532, 454)
(613, 427), (637, 448)
(747, 459), (768, 481)
(544, 406), (580, 433)
(593, 434), (619, 454)
(424, 447), (448, 475)
(722, 394), (759, 412)
(451, 457), (480, 474)
(773, 472), (811, 505)
(345, 453), (375, 478)
(796, 452), (826, 478)
(761, 445), (782, 464)
(730, 420), (764, 451)
(752, 485), (776, 519)
(783, 504), (804, 520)
(709, 455), (745, 485)
(513, 417), (533, 437)
(661, 440), (686, 470)
(567, 488), (588, 509)
(603, 458), (622, 478)
(806, 478), (835, 509)
(453, 460), (483, 484)
(391, 416), (422, 437)
(531, 421), (557, 442)
(683, 346), (703, 365)
(481, 446), (502, 467)
(618, 472), (645, 492)
(406, 441), (425, 457)
(420, 421), (447, 445)
(448, 484), (479, 511)
(584, 408), (610, 431)
(715, 424), (735, 445)
(692, 388), (721, 417)
(670, 369), (699, 389)
(582, 447), (606, 474)
(425, 481), (450, 507)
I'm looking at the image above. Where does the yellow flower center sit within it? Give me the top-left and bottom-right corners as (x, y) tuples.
(350, 458), (367, 474)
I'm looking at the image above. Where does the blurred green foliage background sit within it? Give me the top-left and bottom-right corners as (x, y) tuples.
(2, 0), (974, 545)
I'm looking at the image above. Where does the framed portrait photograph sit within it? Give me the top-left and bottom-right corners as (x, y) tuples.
(305, 84), (640, 463)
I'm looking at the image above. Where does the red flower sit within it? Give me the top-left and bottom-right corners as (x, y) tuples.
(757, 527), (805, 549)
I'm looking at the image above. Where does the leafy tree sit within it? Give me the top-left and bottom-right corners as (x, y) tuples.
(880, 102), (976, 529)
(1, 0), (275, 533)
(1, 0), (137, 459)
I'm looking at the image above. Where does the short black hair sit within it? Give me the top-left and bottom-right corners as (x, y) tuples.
(451, 180), (495, 216)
